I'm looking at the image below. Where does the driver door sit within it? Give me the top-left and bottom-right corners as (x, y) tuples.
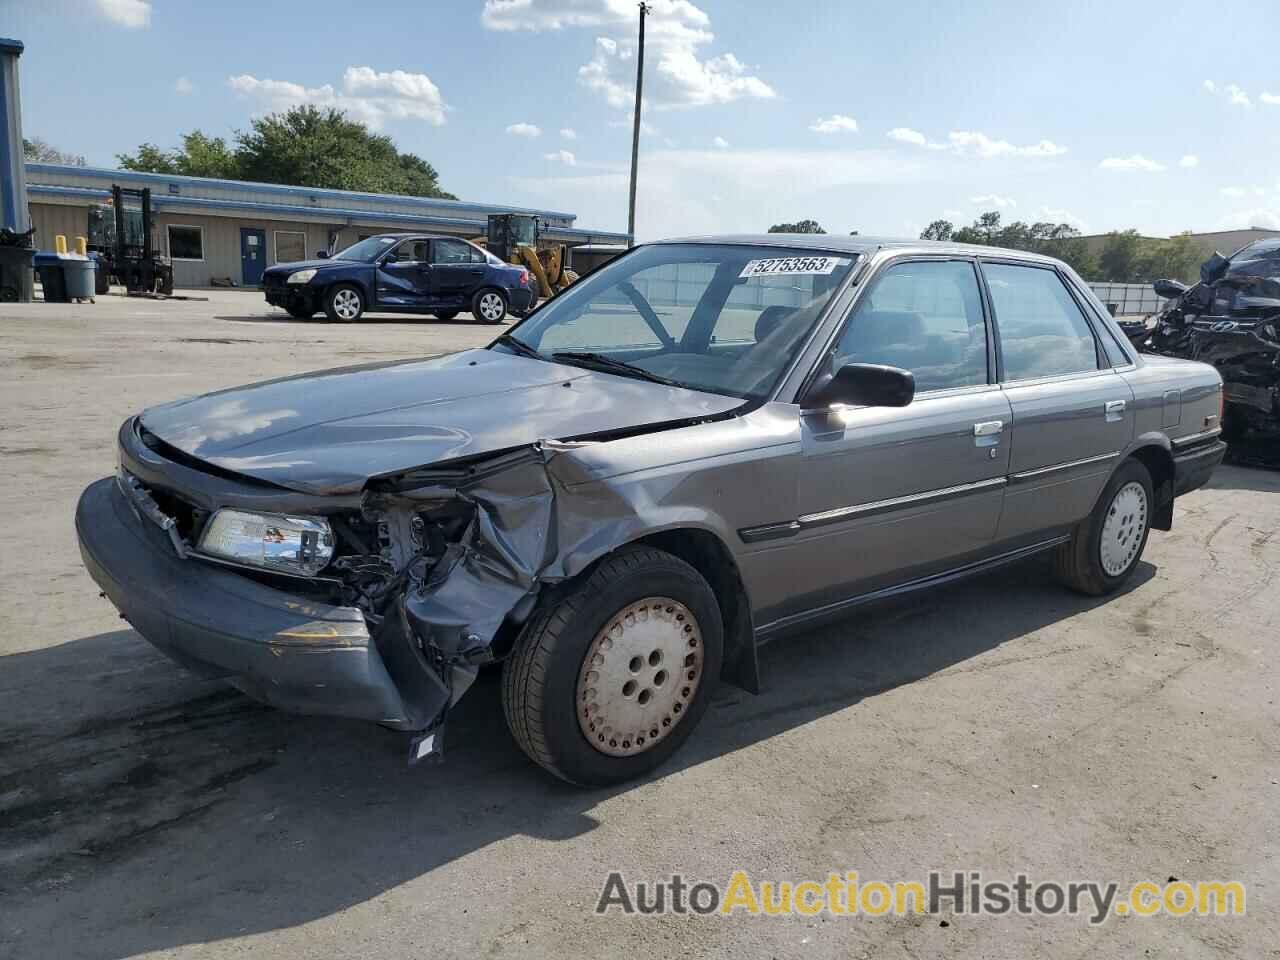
(376, 240), (431, 307)
(780, 258), (1012, 620)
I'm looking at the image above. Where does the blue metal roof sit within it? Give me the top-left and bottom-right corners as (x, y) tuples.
(0, 38), (24, 56)
(25, 161), (578, 222)
(27, 183), (632, 245)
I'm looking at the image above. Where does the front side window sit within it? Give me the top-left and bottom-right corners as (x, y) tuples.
(503, 244), (857, 400)
(833, 260), (988, 392)
(432, 238), (473, 264)
(984, 263), (1100, 381)
(333, 236), (397, 262)
(390, 240), (428, 263)
(167, 225), (204, 261)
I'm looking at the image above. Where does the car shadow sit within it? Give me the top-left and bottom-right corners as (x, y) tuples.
(215, 313), (510, 327)
(1204, 461), (1280, 493)
(0, 554), (1153, 958)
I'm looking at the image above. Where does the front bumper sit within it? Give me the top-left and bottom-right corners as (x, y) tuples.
(75, 476), (447, 730)
(263, 284), (316, 311)
(1173, 438), (1227, 497)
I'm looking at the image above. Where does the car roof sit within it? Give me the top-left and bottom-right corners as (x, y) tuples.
(369, 232), (474, 242)
(655, 233), (1063, 267)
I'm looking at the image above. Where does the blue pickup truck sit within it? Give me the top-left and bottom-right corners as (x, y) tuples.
(262, 233), (537, 323)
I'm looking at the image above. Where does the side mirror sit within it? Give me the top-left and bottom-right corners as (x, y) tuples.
(315, 250), (330, 259)
(1200, 252), (1229, 284)
(803, 362), (915, 410)
(1153, 278), (1188, 299)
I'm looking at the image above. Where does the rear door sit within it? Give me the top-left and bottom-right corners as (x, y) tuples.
(427, 238), (487, 305)
(982, 260), (1136, 540)
(779, 257), (1013, 619)
(240, 228), (266, 285)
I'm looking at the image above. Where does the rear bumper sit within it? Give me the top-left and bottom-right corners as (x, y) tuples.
(75, 476), (446, 730)
(508, 287), (537, 314)
(1173, 438), (1227, 497)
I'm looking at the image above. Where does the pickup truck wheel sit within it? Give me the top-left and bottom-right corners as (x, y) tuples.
(1053, 459), (1153, 595)
(325, 284), (364, 322)
(472, 288), (507, 324)
(502, 546), (723, 786)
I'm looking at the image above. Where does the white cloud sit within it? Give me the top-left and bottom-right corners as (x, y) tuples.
(486, 1), (774, 110)
(1216, 207), (1280, 230)
(228, 67), (448, 128)
(174, 76), (194, 96)
(713, 135), (729, 149)
(887, 127), (927, 146)
(942, 208), (964, 220)
(970, 194), (1016, 209)
(96, 0), (150, 28)
(1038, 206), (1087, 231)
(560, 127), (577, 140)
(1220, 186), (1248, 198)
(506, 122), (543, 137)
(810, 114), (858, 134)
(1202, 79), (1216, 94)
(1098, 154), (1166, 172)
(889, 128), (1066, 158)
(543, 149), (577, 165)
(1261, 92), (1280, 105)
(1226, 83), (1251, 107)
(1179, 154), (1199, 168)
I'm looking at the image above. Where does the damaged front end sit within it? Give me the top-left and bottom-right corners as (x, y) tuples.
(77, 418), (619, 763)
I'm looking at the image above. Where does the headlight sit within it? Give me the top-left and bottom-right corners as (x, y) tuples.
(198, 509), (334, 577)
(286, 268), (317, 285)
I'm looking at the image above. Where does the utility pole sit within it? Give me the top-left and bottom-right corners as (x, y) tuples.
(626, 2), (648, 247)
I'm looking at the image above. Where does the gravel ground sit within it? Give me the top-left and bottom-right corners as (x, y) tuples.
(0, 290), (1276, 959)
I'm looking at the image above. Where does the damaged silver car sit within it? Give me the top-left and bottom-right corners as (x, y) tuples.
(76, 236), (1226, 785)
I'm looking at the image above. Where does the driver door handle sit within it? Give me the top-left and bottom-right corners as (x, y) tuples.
(1105, 399), (1126, 422)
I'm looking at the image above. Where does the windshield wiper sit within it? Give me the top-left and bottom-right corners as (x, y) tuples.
(551, 351), (686, 388)
(494, 333), (544, 361)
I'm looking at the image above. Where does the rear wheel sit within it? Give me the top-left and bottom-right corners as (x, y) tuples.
(1054, 459), (1153, 595)
(94, 268), (110, 296)
(325, 284), (364, 322)
(502, 546), (723, 786)
(472, 288), (507, 324)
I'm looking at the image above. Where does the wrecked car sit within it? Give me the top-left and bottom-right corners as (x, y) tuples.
(76, 236), (1226, 786)
(1127, 239), (1280, 443)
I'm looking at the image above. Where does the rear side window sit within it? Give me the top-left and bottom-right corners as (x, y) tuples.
(432, 238), (473, 264)
(984, 263), (1100, 381)
(833, 260), (989, 392)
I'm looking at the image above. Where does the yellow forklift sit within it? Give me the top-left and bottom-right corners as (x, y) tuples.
(480, 214), (578, 300)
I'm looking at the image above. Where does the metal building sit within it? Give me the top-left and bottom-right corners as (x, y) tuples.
(25, 162), (629, 288)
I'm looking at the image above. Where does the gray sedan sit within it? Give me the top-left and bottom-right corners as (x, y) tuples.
(76, 235), (1225, 785)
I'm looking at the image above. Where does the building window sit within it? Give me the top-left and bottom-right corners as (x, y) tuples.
(167, 225), (204, 261)
(275, 230), (307, 264)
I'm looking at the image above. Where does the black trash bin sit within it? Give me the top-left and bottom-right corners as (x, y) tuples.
(33, 252), (68, 304)
(0, 245), (35, 302)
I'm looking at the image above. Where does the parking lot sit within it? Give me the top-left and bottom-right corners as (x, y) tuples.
(1, 290), (1276, 959)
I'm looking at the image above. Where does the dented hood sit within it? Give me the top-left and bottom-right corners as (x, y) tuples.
(138, 349), (743, 494)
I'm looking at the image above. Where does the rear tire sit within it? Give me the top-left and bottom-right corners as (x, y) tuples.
(324, 284), (364, 322)
(1053, 459), (1153, 595)
(472, 288), (507, 324)
(502, 546), (723, 787)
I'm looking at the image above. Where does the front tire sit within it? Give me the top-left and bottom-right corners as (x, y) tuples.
(325, 284), (364, 322)
(502, 546), (723, 786)
(1054, 459), (1153, 595)
(431, 310), (459, 322)
(472, 288), (507, 324)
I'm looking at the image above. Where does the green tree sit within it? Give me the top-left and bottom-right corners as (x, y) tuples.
(1097, 230), (1145, 282)
(115, 106), (454, 198)
(920, 219), (953, 241)
(1136, 232), (1201, 283)
(767, 219), (826, 234)
(23, 137), (86, 166)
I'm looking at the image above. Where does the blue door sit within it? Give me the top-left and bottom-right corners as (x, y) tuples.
(240, 228), (267, 285)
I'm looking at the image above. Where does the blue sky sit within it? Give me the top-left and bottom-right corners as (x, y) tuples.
(6, 0), (1280, 239)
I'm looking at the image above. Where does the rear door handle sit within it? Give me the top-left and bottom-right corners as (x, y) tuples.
(1105, 399), (1126, 422)
(973, 420), (1003, 447)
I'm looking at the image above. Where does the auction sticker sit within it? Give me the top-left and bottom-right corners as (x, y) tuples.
(739, 256), (847, 278)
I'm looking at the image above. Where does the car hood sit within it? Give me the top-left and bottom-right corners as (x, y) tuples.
(264, 259), (347, 275)
(138, 349), (744, 494)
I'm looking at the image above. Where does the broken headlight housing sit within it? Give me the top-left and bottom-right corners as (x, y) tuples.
(198, 509), (335, 577)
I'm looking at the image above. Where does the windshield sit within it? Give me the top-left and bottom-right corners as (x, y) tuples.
(501, 243), (857, 400)
(332, 236), (400, 262)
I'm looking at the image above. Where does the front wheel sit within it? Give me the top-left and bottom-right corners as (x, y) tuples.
(502, 546), (723, 786)
(1053, 459), (1153, 595)
(324, 284), (364, 322)
(472, 288), (507, 324)
(431, 310), (459, 322)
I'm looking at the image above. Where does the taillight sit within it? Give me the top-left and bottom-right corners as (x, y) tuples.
(519, 269), (530, 287)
